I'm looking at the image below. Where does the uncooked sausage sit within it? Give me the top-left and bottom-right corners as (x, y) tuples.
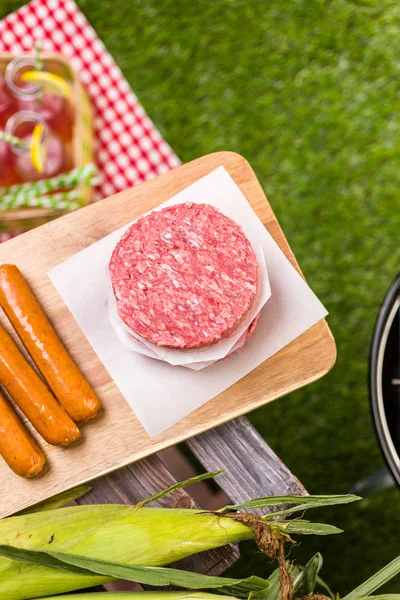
(0, 265), (101, 422)
(0, 323), (80, 446)
(0, 389), (46, 478)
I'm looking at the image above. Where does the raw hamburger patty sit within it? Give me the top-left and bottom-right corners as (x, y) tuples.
(109, 203), (259, 349)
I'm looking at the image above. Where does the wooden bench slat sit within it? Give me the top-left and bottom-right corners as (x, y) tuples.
(186, 416), (307, 507)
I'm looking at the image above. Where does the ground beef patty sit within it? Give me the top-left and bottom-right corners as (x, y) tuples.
(109, 203), (259, 349)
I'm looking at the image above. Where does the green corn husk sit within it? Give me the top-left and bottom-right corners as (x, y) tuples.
(0, 488), (359, 600)
(14, 485), (91, 516)
(0, 506), (253, 599)
(39, 595), (238, 600)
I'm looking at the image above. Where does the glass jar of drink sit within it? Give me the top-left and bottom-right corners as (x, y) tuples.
(0, 73), (16, 129)
(0, 138), (18, 187)
(5, 56), (74, 142)
(5, 110), (72, 182)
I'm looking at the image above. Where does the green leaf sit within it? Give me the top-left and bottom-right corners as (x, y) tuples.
(0, 544), (270, 599)
(0, 546), (92, 574)
(361, 596), (400, 600)
(263, 566), (282, 600)
(37, 594), (235, 600)
(135, 470), (224, 508)
(292, 553), (323, 596)
(263, 556), (331, 600)
(13, 485), (92, 516)
(342, 557), (400, 600)
(260, 563), (302, 600)
(315, 574), (335, 600)
(219, 494), (361, 514)
(265, 496), (362, 519)
(277, 520), (343, 535)
(364, 594), (400, 600)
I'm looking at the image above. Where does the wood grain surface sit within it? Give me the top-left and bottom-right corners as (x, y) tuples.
(186, 415), (307, 509)
(0, 151), (335, 517)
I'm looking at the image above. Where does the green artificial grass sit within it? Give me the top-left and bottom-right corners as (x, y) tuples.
(2, 0), (400, 594)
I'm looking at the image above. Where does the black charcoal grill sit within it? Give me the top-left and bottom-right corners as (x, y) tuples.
(353, 274), (400, 494)
(369, 274), (400, 488)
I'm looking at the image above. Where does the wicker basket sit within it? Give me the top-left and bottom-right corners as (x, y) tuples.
(0, 53), (94, 232)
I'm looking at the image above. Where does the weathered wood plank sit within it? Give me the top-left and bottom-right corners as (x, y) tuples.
(75, 453), (196, 508)
(186, 416), (307, 511)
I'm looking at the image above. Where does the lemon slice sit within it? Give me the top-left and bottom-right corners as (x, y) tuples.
(30, 124), (47, 173)
(21, 71), (72, 100)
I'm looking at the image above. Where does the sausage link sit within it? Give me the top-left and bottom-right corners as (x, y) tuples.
(0, 265), (101, 422)
(0, 389), (46, 477)
(0, 323), (80, 446)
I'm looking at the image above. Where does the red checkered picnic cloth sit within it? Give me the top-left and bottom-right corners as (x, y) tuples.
(0, 0), (180, 241)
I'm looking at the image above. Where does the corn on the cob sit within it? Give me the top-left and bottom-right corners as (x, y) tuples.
(0, 505), (253, 600)
(39, 594), (238, 600)
(0, 491), (359, 600)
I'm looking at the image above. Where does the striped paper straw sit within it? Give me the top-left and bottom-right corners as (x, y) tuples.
(0, 131), (29, 149)
(0, 190), (82, 211)
(0, 164), (97, 200)
(35, 42), (44, 72)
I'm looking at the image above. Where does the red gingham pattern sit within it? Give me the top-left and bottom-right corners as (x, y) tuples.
(0, 0), (180, 241)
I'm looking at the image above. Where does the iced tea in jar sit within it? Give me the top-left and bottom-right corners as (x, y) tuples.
(5, 56), (74, 142)
(5, 110), (72, 182)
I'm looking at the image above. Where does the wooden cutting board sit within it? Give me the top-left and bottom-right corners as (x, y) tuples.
(0, 152), (336, 517)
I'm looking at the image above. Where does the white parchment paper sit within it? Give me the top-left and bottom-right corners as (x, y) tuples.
(49, 167), (328, 437)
